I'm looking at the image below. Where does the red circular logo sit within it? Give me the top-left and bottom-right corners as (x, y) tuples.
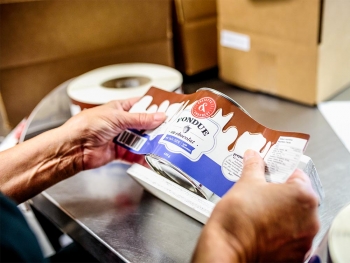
(191, 97), (216, 118)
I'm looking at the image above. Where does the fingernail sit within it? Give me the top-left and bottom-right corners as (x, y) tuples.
(244, 149), (257, 162)
(153, 112), (166, 121)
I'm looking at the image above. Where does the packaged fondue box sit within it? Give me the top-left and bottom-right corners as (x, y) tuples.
(115, 87), (324, 203)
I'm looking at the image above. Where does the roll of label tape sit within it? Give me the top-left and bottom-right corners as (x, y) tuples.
(67, 63), (183, 115)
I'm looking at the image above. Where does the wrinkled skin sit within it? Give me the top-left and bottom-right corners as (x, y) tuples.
(0, 97), (166, 203)
(63, 98), (166, 170)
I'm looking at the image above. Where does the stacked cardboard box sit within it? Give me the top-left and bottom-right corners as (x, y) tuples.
(0, 0), (173, 126)
(218, 0), (350, 105)
(173, 0), (217, 75)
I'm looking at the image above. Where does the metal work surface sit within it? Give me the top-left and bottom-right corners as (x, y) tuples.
(27, 78), (350, 262)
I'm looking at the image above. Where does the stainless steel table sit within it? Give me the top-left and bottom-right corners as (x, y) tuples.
(25, 78), (350, 262)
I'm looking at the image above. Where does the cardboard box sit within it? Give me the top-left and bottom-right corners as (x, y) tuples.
(0, 0), (173, 126)
(173, 0), (217, 75)
(218, 0), (350, 105)
(174, 0), (217, 22)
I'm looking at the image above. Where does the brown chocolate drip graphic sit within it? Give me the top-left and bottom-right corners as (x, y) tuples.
(228, 133), (277, 154)
(260, 140), (274, 154)
(144, 87), (310, 149)
(226, 126), (238, 152)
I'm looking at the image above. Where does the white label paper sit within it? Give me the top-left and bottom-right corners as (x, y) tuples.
(220, 30), (250, 52)
(264, 137), (307, 183)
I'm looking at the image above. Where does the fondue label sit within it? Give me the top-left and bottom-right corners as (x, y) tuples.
(159, 110), (219, 161)
(114, 87), (310, 197)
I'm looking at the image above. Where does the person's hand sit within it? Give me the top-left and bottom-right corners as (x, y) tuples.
(192, 149), (320, 263)
(62, 97), (166, 170)
(0, 97), (166, 203)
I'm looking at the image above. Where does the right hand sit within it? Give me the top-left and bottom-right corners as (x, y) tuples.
(192, 149), (320, 262)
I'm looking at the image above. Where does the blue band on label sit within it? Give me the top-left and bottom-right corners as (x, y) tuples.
(152, 144), (234, 197)
(163, 135), (195, 154)
(116, 130), (235, 197)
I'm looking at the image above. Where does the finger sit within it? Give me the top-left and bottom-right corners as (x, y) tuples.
(286, 169), (317, 199)
(286, 169), (311, 185)
(119, 97), (141, 111)
(240, 149), (266, 183)
(286, 169), (319, 206)
(117, 111), (166, 130)
(108, 97), (141, 111)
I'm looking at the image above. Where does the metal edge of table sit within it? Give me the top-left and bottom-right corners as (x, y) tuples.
(30, 193), (126, 262)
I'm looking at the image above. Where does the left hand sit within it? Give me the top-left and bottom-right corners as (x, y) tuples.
(63, 98), (166, 170)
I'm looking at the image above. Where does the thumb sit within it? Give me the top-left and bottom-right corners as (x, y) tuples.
(117, 111), (166, 131)
(240, 149), (266, 183)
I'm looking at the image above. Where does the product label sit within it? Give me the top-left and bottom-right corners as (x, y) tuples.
(220, 29), (250, 52)
(264, 137), (306, 183)
(159, 110), (219, 161)
(115, 87), (310, 197)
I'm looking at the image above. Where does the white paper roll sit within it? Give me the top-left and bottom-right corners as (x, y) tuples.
(328, 203), (350, 263)
(67, 63), (183, 114)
